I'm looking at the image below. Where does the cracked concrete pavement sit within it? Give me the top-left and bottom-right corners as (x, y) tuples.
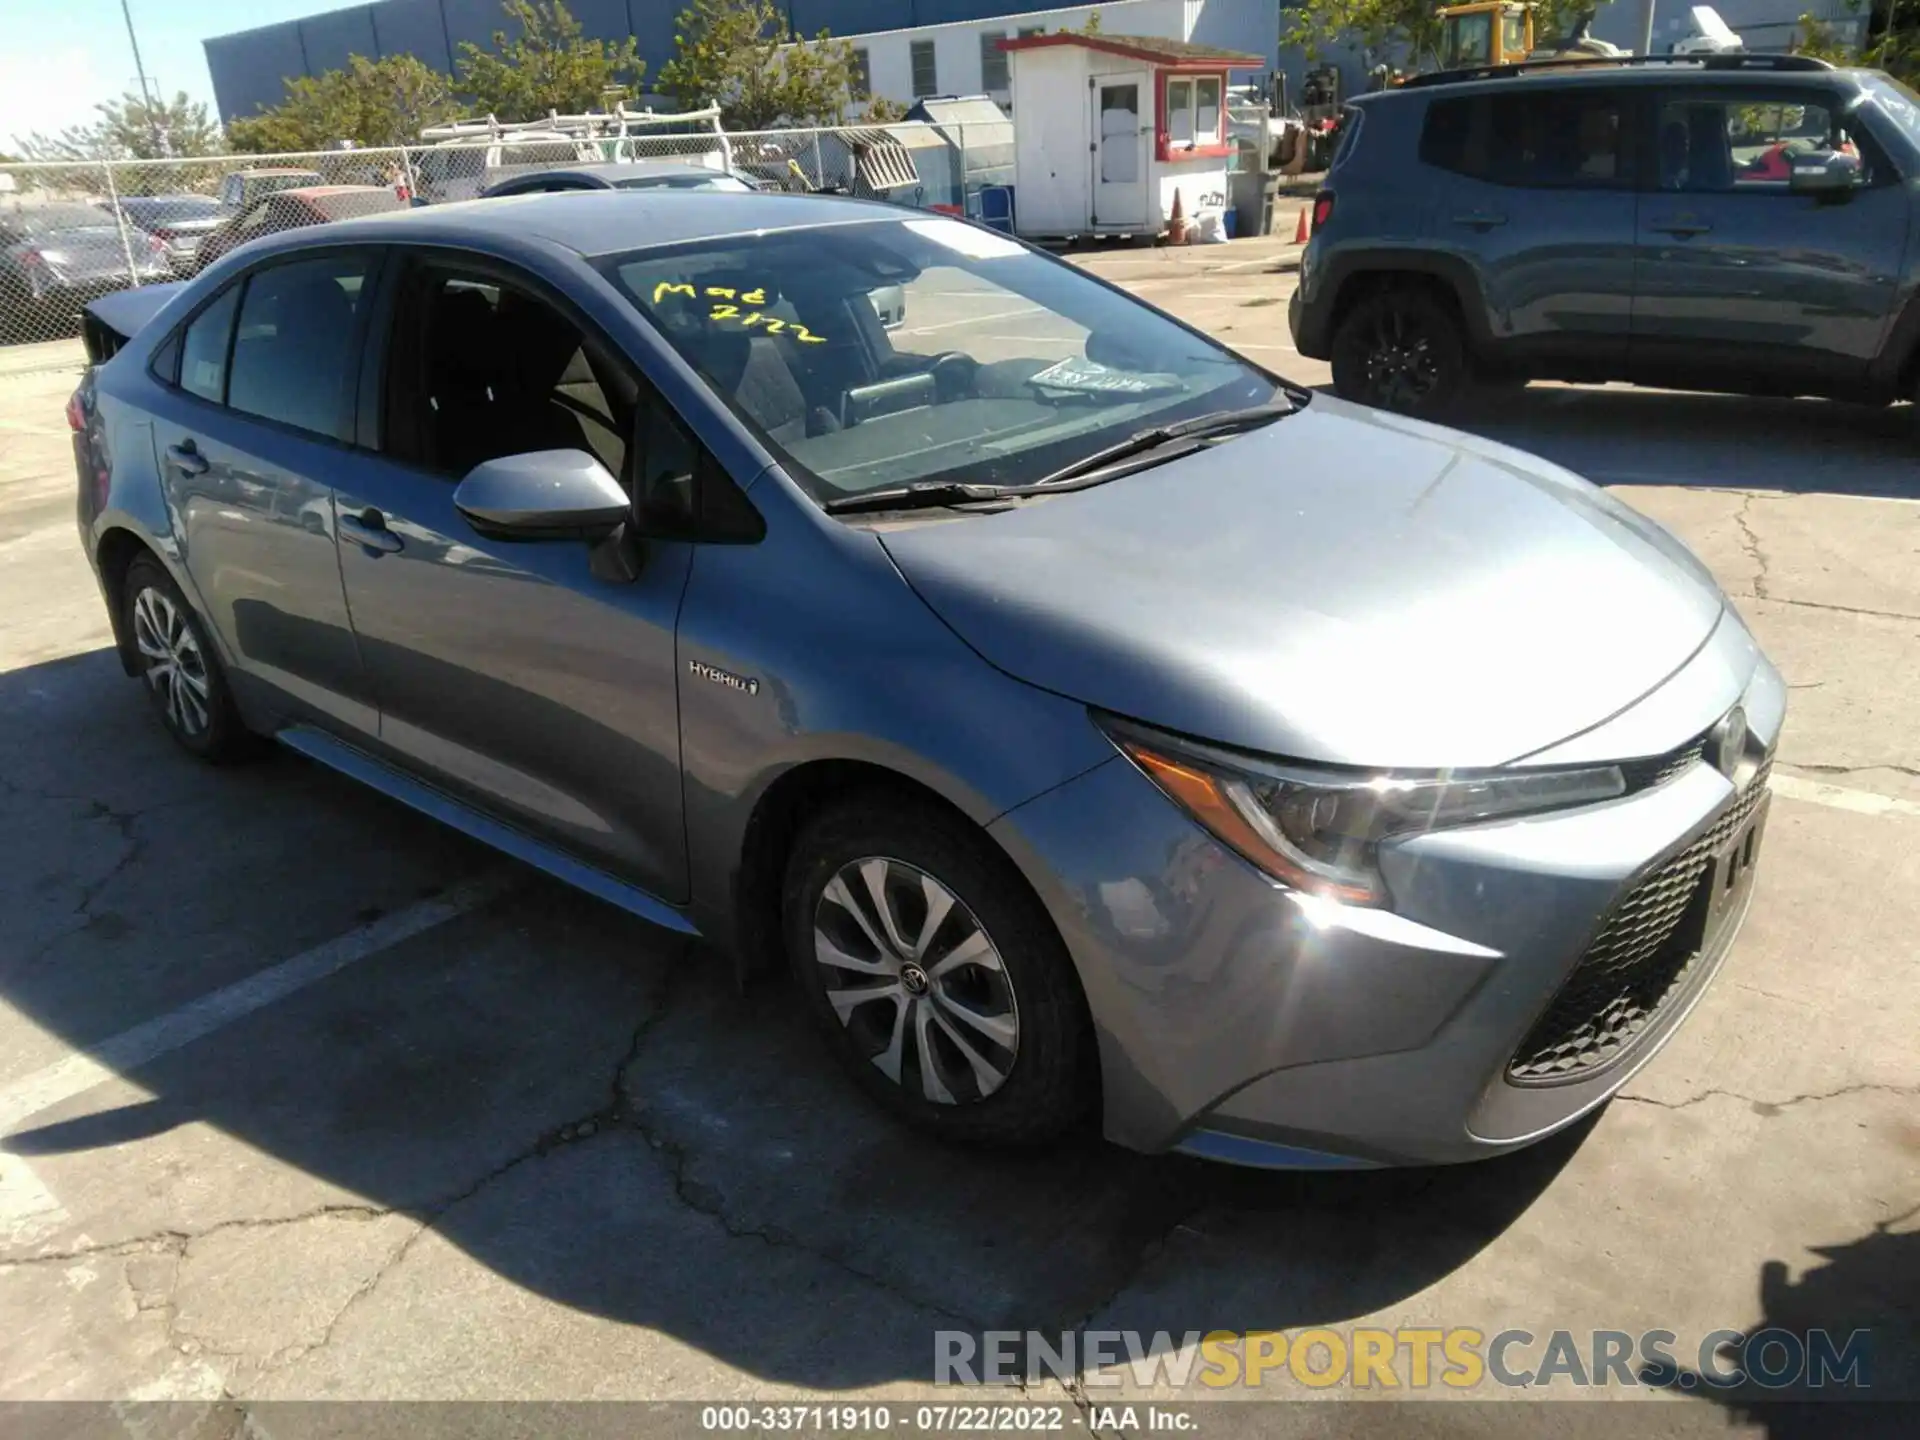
(0, 250), (1915, 1424)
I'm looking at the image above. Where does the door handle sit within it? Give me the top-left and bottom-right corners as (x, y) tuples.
(1650, 218), (1712, 237)
(164, 442), (208, 476)
(339, 508), (403, 555)
(1451, 212), (1507, 230)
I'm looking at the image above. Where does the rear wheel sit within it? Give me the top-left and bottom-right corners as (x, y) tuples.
(122, 555), (252, 762)
(783, 795), (1095, 1147)
(1331, 288), (1469, 416)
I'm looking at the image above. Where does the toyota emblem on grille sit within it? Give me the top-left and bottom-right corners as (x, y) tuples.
(1706, 706), (1749, 784)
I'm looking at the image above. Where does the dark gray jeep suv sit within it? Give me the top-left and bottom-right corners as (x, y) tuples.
(1289, 55), (1920, 414)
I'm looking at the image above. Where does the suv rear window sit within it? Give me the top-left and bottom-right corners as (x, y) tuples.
(1420, 89), (1630, 188)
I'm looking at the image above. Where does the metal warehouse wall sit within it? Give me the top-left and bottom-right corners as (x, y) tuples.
(204, 0), (1096, 121)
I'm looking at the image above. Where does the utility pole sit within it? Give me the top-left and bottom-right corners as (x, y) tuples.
(1637, 0), (1658, 55)
(119, 0), (167, 155)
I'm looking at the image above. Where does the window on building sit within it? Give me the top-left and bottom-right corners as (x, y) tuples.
(1018, 26), (1044, 38)
(911, 40), (938, 98)
(1164, 75), (1224, 150)
(850, 47), (871, 97)
(980, 32), (1009, 92)
(1419, 90), (1632, 189)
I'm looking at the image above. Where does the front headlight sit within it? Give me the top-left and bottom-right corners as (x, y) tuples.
(1101, 716), (1625, 906)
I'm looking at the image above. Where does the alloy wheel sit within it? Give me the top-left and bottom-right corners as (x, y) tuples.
(812, 857), (1020, 1105)
(1363, 309), (1440, 408)
(131, 585), (211, 738)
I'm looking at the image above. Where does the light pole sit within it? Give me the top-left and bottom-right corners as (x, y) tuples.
(119, 0), (167, 155)
(1637, 0), (1658, 55)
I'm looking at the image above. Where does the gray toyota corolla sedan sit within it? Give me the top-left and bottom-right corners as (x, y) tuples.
(71, 191), (1782, 1169)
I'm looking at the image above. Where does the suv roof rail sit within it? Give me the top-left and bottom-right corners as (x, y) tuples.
(1396, 52), (1834, 89)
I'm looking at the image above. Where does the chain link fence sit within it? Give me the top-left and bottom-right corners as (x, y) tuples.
(0, 118), (1020, 351)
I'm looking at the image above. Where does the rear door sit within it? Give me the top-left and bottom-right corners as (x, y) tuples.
(330, 252), (698, 902)
(139, 249), (385, 735)
(1419, 83), (1641, 370)
(1630, 87), (1908, 390)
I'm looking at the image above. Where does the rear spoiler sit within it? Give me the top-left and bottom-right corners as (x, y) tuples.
(81, 282), (187, 364)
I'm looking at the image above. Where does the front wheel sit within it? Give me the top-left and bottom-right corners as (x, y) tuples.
(783, 796), (1095, 1147)
(1330, 289), (1469, 416)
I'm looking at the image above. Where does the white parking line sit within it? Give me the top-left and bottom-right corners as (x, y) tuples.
(1771, 773), (1920, 820)
(0, 874), (506, 1138)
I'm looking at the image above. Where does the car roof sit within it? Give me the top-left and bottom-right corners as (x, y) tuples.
(1358, 59), (1871, 104)
(235, 166), (324, 176)
(293, 188), (907, 259)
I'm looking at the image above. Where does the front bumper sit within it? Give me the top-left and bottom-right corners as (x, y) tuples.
(989, 624), (1784, 1167)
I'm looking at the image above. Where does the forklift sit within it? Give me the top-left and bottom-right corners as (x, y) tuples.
(1431, 3), (1625, 72)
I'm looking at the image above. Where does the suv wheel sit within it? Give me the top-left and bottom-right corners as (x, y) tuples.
(123, 555), (252, 761)
(782, 795), (1095, 1147)
(1331, 289), (1468, 416)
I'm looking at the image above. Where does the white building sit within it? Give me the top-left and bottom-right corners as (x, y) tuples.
(827, 0), (1277, 114)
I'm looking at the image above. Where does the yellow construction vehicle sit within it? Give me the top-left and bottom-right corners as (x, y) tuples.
(1435, 2), (1535, 70)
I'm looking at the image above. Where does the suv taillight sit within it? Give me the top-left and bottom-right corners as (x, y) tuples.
(1312, 192), (1335, 232)
(66, 389), (86, 432)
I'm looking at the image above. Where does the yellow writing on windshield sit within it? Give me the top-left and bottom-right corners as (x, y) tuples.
(649, 279), (826, 343)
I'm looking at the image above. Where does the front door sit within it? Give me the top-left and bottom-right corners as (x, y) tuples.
(1631, 89), (1908, 390)
(1092, 74), (1150, 228)
(335, 257), (693, 902)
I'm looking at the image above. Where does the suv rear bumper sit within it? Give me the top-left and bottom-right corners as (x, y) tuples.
(1288, 262), (1334, 360)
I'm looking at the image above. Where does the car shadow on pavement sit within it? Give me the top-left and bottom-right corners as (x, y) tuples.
(1319, 385), (1920, 502)
(1, 645), (1589, 1390)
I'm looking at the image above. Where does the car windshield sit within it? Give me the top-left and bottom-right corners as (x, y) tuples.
(601, 217), (1278, 502)
(1862, 72), (1920, 149)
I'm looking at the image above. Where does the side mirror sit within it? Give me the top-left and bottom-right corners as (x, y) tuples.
(1788, 150), (1861, 200)
(453, 449), (631, 542)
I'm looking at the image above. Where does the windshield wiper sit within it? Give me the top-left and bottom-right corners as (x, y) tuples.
(822, 396), (1303, 516)
(1029, 397), (1300, 489)
(822, 481), (1024, 515)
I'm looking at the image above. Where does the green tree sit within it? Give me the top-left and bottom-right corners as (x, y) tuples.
(1797, 2), (1920, 84)
(225, 54), (459, 152)
(659, 0), (864, 130)
(18, 90), (223, 162)
(456, 0), (644, 121)
(862, 96), (910, 123)
(1283, 0), (1598, 73)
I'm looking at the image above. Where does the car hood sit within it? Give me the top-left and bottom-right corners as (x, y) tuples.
(878, 395), (1727, 769)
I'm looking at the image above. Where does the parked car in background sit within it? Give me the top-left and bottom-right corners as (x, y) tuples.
(73, 192), (1781, 1170)
(104, 194), (225, 274)
(1290, 55), (1920, 416)
(479, 160), (756, 197)
(216, 168), (326, 212)
(192, 186), (409, 273)
(0, 203), (170, 339)
(414, 132), (598, 204)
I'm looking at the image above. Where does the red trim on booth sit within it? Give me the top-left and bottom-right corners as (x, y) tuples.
(1154, 69), (1231, 162)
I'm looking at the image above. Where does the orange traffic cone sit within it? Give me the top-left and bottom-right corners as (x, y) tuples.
(1167, 188), (1191, 245)
(1293, 206), (1311, 244)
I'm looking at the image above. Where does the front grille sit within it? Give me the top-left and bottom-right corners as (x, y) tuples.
(1507, 760), (1771, 1084)
(1621, 737), (1706, 793)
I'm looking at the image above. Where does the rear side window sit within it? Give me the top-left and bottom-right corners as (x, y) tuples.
(1421, 89), (1631, 189)
(226, 254), (372, 440)
(1330, 107), (1364, 169)
(179, 285), (240, 403)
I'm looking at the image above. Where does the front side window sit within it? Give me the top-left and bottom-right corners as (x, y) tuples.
(227, 253), (372, 440)
(851, 47), (872, 97)
(1420, 89), (1629, 189)
(382, 266), (630, 479)
(1442, 14), (1494, 68)
(911, 41), (938, 98)
(1656, 96), (1870, 191)
(179, 284), (241, 403)
(601, 217), (1277, 504)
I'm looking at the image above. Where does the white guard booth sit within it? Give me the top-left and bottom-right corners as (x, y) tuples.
(1002, 32), (1261, 240)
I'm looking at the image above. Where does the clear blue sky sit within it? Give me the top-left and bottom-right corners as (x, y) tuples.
(1, 0), (346, 150)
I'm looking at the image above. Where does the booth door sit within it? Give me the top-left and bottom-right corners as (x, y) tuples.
(1092, 74), (1150, 228)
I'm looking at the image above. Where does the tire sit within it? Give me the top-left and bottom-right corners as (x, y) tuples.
(782, 794), (1096, 1147)
(122, 555), (253, 762)
(1330, 287), (1470, 416)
